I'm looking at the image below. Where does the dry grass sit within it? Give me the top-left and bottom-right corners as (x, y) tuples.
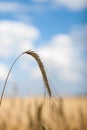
(0, 97), (87, 130)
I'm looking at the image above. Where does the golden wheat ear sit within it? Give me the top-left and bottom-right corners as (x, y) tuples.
(0, 50), (52, 106)
(24, 50), (52, 97)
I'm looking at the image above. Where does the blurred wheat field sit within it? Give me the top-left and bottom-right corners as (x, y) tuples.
(0, 97), (87, 130)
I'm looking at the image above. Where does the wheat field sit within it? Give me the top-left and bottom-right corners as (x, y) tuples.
(0, 96), (87, 130)
(0, 50), (87, 130)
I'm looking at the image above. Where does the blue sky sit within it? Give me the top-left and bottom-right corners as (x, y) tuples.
(0, 0), (87, 96)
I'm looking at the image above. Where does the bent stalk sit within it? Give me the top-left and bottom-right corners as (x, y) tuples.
(0, 50), (52, 106)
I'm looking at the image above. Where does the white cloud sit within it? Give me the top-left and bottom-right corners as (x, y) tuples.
(39, 34), (73, 68)
(38, 34), (74, 81)
(0, 20), (40, 58)
(53, 0), (87, 10)
(0, 2), (34, 13)
(0, 63), (8, 80)
(0, 2), (47, 14)
(0, 2), (20, 12)
(0, 0), (86, 14)
(37, 25), (87, 83)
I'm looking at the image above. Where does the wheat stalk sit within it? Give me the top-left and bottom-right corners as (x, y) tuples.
(0, 50), (52, 106)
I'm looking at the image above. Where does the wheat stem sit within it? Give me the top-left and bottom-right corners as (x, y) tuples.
(0, 53), (24, 106)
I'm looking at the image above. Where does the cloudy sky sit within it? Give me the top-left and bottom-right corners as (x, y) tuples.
(0, 0), (87, 96)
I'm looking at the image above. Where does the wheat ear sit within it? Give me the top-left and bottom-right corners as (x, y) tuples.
(24, 50), (52, 97)
(0, 50), (52, 106)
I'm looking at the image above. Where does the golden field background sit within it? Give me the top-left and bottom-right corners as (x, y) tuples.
(0, 96), (87, 130)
